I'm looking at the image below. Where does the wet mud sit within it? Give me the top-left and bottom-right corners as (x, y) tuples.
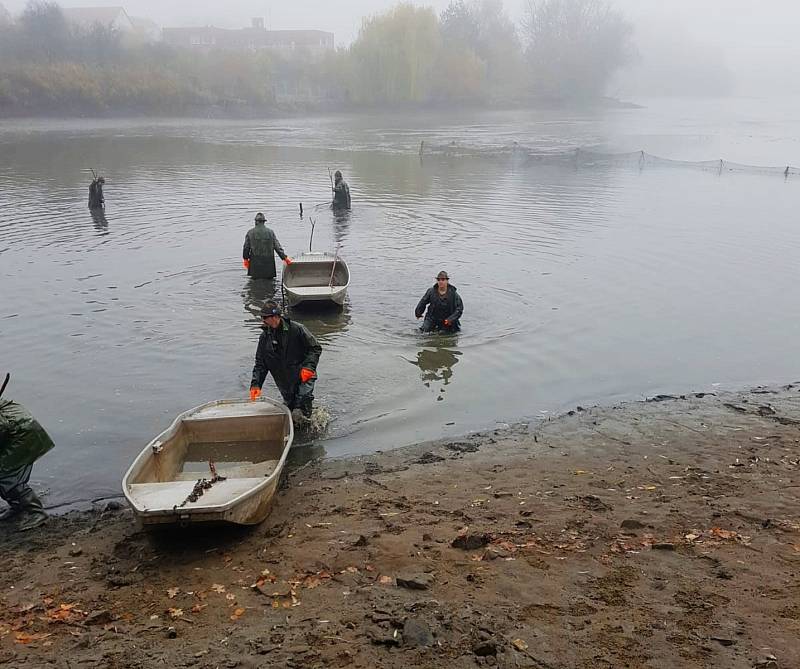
(1, 385), (798, 669)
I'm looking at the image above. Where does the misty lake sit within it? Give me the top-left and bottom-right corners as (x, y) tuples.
(1, 97), (799, 509)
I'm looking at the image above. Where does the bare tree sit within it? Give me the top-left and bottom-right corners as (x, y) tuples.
(523, 0), (633, 101)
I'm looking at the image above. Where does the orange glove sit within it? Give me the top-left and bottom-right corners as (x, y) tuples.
(443, 319), (451, 327)
(299, 368), (316, 383)
(283, 257), (293, 265)
(249, 387), (261, 401)
(243, 258), (250, 270)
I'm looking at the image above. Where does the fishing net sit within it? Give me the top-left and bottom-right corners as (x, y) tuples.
(420, 142), (800, 177)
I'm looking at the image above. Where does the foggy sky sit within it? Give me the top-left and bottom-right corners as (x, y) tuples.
(3, 0), (800, 95)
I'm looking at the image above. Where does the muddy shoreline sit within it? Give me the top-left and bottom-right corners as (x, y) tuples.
(2, 384), (799, 668)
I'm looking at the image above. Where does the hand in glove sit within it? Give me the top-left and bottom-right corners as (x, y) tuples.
(249, 387), (261, 401)
(283, 257), (293, 265)
(243, 259), (250, 270)
(299, 368), (316, 383)
(443, 319), (451, 327)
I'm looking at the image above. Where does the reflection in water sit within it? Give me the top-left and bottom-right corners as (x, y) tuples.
(413, 345), (462, 401)
(287, 299), (352, 342)
(286, 441), (326, 469)
(242, 278), (277, 319)
(332, 207), (351, 247)
(89, 207), (108, 234)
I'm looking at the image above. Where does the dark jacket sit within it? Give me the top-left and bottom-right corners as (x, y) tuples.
(243, 222), (287, 279)
(251, 318), (321, 402)
(415, 284), (463, 325)
(88, 180), (104, 209)
(332, 179), (351, 209)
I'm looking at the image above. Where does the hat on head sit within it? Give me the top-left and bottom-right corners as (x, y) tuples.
(260, 301), (282, 318)
(436, 271), (449, 280)
(254, 212), (266, 222)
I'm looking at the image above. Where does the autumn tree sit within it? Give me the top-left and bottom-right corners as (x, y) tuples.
(349, 3), (441, 104)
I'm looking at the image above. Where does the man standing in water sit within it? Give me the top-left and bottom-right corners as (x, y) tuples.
(415, 271), (464, 332)
(250, 301), (322, 421)
(88, 176), (105, 209)
(243, 213), (292, 280)
(332, 170), (351, 209)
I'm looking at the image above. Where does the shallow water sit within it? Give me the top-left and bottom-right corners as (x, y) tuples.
(1, 99), (799, 507)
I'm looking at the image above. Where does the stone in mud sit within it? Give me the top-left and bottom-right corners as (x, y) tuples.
(473, 639), (498, 656)
(402, 618), (434, 647)
(452, 533), (490, 550)
(416, 452), (446, 464)
(396, 573), (434, 590)
(84, 609), (113, 626)
(621, 519), (646, 530)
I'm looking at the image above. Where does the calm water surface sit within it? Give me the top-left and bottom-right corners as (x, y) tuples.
(1, 99), (799, 507)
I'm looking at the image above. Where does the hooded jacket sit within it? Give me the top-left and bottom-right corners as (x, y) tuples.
(243, 222), (287, 279)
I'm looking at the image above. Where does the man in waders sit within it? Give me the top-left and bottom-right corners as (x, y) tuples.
(0, 374), (52, 531)
(88, 176), (105, 209)
(332, 170), (351, 210)
(249, 302), (322, 422)
(243, 213), (292, 280)
(415, 270), (464, 333)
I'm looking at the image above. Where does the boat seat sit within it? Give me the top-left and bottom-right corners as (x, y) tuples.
(128, 478), (266, 510)
(175, 460), (278, 481)
(285, 286), (343, 296)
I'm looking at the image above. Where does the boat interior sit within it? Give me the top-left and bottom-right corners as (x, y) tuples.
(283, 259), (349, 289)
(126, 406), (290, 511)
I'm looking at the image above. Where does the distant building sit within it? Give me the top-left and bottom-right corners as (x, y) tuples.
(162, 18), (334, 57)
(61, 6), (136, 34)
(130, 16), (162, 42)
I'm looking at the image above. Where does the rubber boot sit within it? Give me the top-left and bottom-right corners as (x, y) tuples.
(15, 489), (48, 532)
(0, 500), (22, 522)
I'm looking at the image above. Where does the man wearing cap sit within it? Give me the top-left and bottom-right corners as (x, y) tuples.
(415, 271), (464, 333)
(243, 213), (292, 280)
(249, 301), (322, 420)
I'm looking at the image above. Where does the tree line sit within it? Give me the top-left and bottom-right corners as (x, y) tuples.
(0, 0), (633, 116)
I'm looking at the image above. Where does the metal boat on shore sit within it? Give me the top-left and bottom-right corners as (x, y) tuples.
(122, 398), (293, 526)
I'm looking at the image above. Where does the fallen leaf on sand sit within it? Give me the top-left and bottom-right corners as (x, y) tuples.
(191, 604), (207, 614)
(167, 587), (180, 599)
(709, 528), (739, 540)
(167, 608), (184, 619)
(14, 632), (52, 645)
(226, 593), (236, 602)
(378, 575), (394, 585)
(211, 584), (226, 594)
(230, 607), (245, 621)
(512, 638), (529, 651)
